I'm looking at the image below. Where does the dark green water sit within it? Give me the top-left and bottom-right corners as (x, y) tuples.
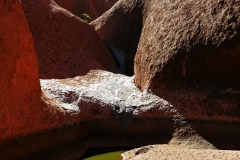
(82, 151), (125, 160)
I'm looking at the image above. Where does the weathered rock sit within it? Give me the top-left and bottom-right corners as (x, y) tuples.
(0, 0), (79, 142)
(1, 0), (240, 159)
(0, 0), (41, 139)
(40, 70), (240, 150)
(122, 144), (240, 160)
(134, 0), (240, 90)
(91, 0), (240, 120)
(133, 0), (240, 120)
(55, 0), (118, 20)
(1, 70), (175, 159)
(21, 0), (118, 79)
(1, 66), (240, 159)
(90, 0), (144, 75)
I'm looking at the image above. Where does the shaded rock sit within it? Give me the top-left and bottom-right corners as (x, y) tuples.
(133, 0), (240, 120)
(55, 0), (118, 20)
(134, 0), (240, 90)
(1, 70), (174, 159)
(91, 0), (240, 120)
(1, 0), (240, 159)
(21, 0), (118, 79)
(0, 0), (41, 139)
(41, 70), (240, 149)
(39, 70), (240, 158)
(1, 69), (240, 159)
(90, 0), (144, 75)
(0, 0), (69, 140)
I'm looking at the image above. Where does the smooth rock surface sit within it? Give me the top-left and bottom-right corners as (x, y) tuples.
(21, 0), (118, 79)
(0, 0), (72, 141)
(0, 0), (42, 140)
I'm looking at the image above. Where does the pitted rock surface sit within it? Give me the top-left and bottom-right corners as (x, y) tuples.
(134, 0), (240, 90)
(41, 70), (177, 119)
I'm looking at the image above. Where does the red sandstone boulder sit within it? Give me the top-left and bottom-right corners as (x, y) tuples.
(55, 0), (118, 20)
(1, 0), (240, 159)
(92, 0), (240, 120)
(0, 0), (41, 139)
(135, 0), (240, 91)
(133, 0), (240, 119)
(21, 0), (118, 79)
(0, 0), (47, 140)
(90, 0), (143, 75)
(0, 0), (76, 142)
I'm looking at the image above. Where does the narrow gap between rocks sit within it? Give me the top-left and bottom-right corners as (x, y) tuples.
(106, 44), (130, 76)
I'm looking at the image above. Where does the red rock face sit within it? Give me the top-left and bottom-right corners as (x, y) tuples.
(0, 0), (76, 141)
(0, 0), (41, 139)
(21, 0), (118, 79)
(134, 0), (240, 91)
(54, 0), (118, 20)
(133, 0), (240, 120)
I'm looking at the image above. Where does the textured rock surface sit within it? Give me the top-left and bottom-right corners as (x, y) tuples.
(2, 70), (177, 159)
(131, 0), (240, 122)
(55, 0), (118, 20)
(122, 145), (240, 160)
(1, 0), (240, 159)
(1, 62), (240, 159)
(40, 70), (174, 118)
(41, 70), (240, 149)
(21, 0), (118, 79)
(37, 70), (240, 159)
(134, 0), (240, 90)
(0, 0), (41, 139)
(0, 0), (79, 142)
(91, 0), (240, 119)
(91, 0), (144, 75)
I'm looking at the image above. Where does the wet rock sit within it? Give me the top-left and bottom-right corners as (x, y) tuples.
(21, 0), (118, 79)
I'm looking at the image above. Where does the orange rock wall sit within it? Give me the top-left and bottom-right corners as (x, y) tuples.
(0, 0), (41, 139)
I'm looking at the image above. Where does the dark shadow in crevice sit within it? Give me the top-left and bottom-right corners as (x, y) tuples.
(106, 43), (128, 75)
(91, 0), (145, 77)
